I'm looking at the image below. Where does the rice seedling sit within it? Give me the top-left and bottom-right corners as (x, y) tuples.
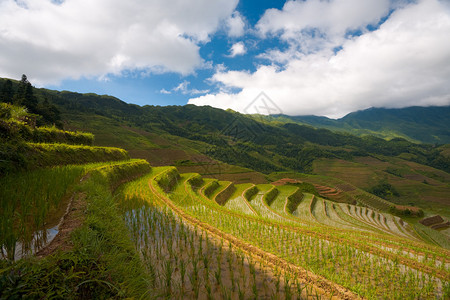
(0, 164), (86, 259)
(0, 159), (149, 261)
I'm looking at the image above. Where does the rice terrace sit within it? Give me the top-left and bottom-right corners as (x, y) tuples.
(0, 75), (449, 299)
(1, 1), (450, 298)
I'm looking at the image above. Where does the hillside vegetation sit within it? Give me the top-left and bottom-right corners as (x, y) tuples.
(0, 76), (449, 299)
(263, 106), (450, 144)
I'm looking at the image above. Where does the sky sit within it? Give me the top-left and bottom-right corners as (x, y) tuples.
(0, 0), (449, 118)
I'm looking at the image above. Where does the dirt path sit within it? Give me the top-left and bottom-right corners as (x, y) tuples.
(149, 177), (362, 300)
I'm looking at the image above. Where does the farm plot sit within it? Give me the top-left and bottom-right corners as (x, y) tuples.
(162, 175), (450, 299)
(312, 199), (359, 230)
(292, 193), (317, 223)
(269, 185), (299, 216)
(247, 185), (286, 222)
(222, 183), (258, 216)
(120, 170), (327, 299)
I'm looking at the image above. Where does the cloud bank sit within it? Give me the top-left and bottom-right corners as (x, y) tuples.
(189, 0), (450, 118)
(0, 0), (238, 85)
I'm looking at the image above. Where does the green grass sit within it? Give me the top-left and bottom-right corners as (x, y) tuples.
(63, 113), (159, 150)
(269, 185), (298, 215)
(263, 186), (279, 206)
(0, 159), (149, 260)
(208, 181), (230, 200)
(248, 185), (285, 221)
(154, 166), (181, 193)
(0, 160), (152, 298)
(186, 173), (204, 191)
(2, 157), (449, 299)
(31, 126), (94, 145)
(413, 223), (450, 249)
(312, 157), (450, 219)
(0, 118), (93, 145)
(25, 143), (129, 169)
(0, 165), (87, 260)
(202, 179), (220, 198)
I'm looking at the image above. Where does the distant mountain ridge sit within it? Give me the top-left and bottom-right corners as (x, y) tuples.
(2, 77), (449, 219)
(1, 77), (448, 143)
(267, 106), (450, 144)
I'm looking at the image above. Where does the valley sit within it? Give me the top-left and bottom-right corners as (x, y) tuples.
(0, 79), (449, 299)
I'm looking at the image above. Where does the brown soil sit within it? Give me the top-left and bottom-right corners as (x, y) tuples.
(271, 178), (303, 186)
(36, 192), (87, 257)
(314, 184), (348, 202)
(206, 171), (268, 184)
(133, 148), (189, 166)
(420, 215), (445, 226)
(431, 221), (450, 230)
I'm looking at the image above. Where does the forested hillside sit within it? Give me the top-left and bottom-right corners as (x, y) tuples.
(264, 106), (450, 144)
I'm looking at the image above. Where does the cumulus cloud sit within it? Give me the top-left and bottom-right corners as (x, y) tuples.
(257, 0), (391, 53)
(189, 0), (450, 118)
(226, 11), (246, 37)
(0, 0), (238, 85)
(228, 42), (246, 57)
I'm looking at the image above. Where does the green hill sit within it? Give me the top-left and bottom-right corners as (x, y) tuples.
(1, 76), (449, 299)
(266, 106), (450, 144)
(2, 76), (448, 218)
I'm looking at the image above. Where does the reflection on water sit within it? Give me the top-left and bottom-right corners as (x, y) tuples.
(1, 226), (59, 261)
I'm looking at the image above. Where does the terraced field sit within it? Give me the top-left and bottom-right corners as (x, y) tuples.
(114, 166), (450, 299)
(3, 101), (447, 299)
(2, 162), (449, 299)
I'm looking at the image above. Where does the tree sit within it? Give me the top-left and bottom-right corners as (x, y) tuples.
(14, 74), (38, 113)
(1, 79), (14, 103)
(14, 74), (28, 104)
(37, 97), (62, 127)
(23, 81), (37, 113)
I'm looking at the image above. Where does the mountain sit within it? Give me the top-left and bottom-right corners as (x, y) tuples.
(2, 79), (450, 299)
(1, 77), (449, 218)
(266, 106), (450, 144)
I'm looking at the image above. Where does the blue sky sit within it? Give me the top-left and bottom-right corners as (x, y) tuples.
(47, 1), (287, 107)
(1, 0), (449, 117)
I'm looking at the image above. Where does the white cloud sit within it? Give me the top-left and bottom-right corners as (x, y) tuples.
(257, 0), (392, 54)
(226, 11), (245, 37)
(0, 0), (238, 85)
(189, 0), (450, 118)
(159, 88), (171, 95)
(162, 80), (209, 95)
(228, 42), (246, 57)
